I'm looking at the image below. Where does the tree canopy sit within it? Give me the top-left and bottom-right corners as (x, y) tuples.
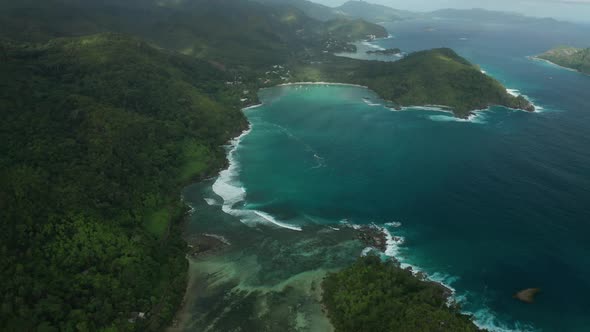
(322, 255), (483, 332)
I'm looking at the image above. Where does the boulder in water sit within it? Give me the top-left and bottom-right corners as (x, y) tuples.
(513, 288), (541, 303)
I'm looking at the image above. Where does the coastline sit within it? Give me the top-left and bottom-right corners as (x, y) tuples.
(529, 55), (589, 76)
(505, 87), (546, 113)
(275, 83), (527, 120)
(276, 81), (369, 89)
(170, 83), (532, 331)
(228, 88), (514, 330)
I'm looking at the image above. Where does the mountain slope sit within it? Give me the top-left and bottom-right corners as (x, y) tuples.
(0, 32), (247, 331)
(0, 0), (305, 65)
(254, 0), (415, 23)
(253, 0), (340, 21)
(0, 0), (386, 67)
(336, 0), (415, 23)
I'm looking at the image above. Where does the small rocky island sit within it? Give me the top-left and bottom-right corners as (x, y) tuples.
(366, 48), (402, 55)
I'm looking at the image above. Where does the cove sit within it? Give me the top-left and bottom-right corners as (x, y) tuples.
(177, 78), (590, 331)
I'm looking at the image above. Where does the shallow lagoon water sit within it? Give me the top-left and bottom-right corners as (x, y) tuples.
(180, 17), (590, 332)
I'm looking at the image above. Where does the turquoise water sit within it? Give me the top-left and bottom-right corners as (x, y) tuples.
(194, 18), (590, 332)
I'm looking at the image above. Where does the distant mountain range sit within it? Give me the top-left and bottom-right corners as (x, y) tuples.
(254, 0), (563, 24)
(428, 8), (560, 23)
(254, 0), (414, 22)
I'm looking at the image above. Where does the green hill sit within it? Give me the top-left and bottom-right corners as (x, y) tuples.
(291, 48), (534, 117)
(0, 0), (386, 67)
(253, 0), (341, 21)
(537, 46), (590, 75)
(323, 18), (388, 40)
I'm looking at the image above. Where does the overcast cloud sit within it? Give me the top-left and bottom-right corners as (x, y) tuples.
(312, 0), (590, 22)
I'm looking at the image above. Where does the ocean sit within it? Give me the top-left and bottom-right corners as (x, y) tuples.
(182, 16), (590, 331)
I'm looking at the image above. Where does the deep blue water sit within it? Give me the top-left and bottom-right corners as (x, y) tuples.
(211, 17), (590, 331)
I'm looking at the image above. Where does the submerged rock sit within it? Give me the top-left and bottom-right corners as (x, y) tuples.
(514, 288), (541, 303)
(185, 233), (230, 257)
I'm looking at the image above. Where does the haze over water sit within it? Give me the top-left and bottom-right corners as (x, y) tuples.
(188, 15), (590, 331)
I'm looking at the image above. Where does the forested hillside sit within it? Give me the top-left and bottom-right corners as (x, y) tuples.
(0, 33), (247, 331)
(322, 255), (482, 332)
(290, 48), (534, 117)
(0, 0), (386, 67)
(538, 46), (590, 75)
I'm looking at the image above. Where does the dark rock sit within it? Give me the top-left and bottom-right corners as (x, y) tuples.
(514, 288), (541, 303)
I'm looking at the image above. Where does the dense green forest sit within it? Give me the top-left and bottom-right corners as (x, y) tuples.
(0, 0), (386, 67)
(538, 46), (590, 75)
(0, 0), (534, 331)
(322, 255), (483, 332)
(0, 33), (247, 331)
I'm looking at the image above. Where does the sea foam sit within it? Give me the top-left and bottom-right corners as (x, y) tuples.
(253, 210), (302, 231)
(468, 307), (540, 332)
(363, 99), (382, 107)
(203, 198), (218, 206)
(362, 41), (386, 51)
(505, 88), (548, 113)
(212, 123), (303, 232)
(380, 225), (405, 257)
(428, 112), (486, 124)
(211, 127), (251, 216)
(384, 221), (402, 228)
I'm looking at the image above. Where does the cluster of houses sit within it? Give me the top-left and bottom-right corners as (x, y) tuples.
(261, 64), (292, 85)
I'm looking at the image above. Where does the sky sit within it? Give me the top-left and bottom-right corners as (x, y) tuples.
(312, 0), (590, 22)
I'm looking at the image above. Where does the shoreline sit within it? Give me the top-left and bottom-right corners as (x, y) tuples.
(210, 119), (305, 232)
(529, 55), (590, 77)
(276, 81), (369, 89)
(274, 82), (536, 119)
(393, 105), (486, 122)
(243, 103), (263, 110)
(505, 87), (546, 113)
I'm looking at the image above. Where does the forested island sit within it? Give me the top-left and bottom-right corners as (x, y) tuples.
(0, 0), (532, 330)
(537, 46), (590, 75)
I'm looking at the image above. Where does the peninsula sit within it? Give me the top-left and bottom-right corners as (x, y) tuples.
(537, 46), (590, 75)
(288, 48), (535, 118)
